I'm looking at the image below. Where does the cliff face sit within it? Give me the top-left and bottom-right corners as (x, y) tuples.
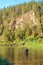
(9, 11), (38, 30)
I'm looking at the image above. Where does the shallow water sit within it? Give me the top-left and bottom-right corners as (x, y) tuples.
(0, 46), (43, 65)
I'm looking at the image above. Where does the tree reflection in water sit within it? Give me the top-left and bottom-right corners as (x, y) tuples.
(0, 58), (11, 65)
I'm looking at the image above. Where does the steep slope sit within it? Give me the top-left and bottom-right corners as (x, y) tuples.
(9, 11), (38, 30)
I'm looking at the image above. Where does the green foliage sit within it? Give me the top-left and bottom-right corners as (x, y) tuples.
(0, 1), (43, 44)
(41, 15), (43, 31)
(15, 28), (25, 41)
(0, 24), (4, 35)
(0, 58), (10, 65)
(3, 27), (15, 42)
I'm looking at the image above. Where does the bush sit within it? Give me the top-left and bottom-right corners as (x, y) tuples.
(0, 58), (11, 65)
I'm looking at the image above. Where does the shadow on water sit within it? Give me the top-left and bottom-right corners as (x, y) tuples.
(0, 57), (11, 65)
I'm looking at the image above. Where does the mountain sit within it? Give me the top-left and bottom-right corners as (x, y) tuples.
(0, 1), (43, 43)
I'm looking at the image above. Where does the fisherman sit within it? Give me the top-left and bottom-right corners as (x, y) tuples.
(25, 48), (28, 58)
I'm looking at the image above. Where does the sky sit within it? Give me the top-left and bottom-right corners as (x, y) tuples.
(0, 0), (39, 9)
(0, 0), (38, 9)
(0, 0), (32, 9)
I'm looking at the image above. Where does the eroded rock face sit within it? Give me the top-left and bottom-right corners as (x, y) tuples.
(5, 11), (38, 30)
(15, 11), (38, 30)
(9, 19), (16, 30)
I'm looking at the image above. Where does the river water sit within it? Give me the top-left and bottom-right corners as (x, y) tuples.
(0, 45), (43, 65)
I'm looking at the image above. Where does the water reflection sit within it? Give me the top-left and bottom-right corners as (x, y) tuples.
(0, 46), (43, 65)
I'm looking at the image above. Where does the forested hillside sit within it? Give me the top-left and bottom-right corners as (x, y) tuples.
(0, 1), (43, 45)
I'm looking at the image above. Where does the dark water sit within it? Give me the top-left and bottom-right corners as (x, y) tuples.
(0, 46), (43, 65)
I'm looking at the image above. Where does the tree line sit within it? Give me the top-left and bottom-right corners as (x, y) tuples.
(0, 0), (43, 44)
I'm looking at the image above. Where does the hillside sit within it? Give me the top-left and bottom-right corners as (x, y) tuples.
(0, 1), (43, 45)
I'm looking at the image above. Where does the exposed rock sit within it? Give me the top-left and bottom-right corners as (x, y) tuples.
(9, 19), (16, 30)
(15, 11), (38, 30)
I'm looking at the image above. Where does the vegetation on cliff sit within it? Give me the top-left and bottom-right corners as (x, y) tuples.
(0, 0), (43, 45)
